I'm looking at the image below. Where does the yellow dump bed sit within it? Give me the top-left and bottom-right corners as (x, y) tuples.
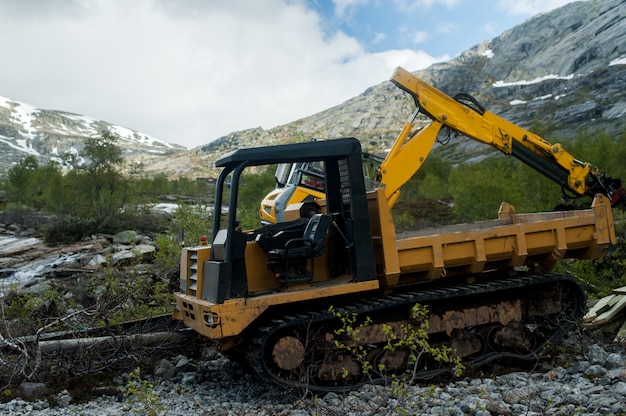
(368, 189), (616, 287)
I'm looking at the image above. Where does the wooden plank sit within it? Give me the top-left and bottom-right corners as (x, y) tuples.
(584, 294), (617, 323)
(613, 286), (626, 295)
(587, 296), (626, 327)
(615, 319), (626, 344)
(609, 295), (622, 307)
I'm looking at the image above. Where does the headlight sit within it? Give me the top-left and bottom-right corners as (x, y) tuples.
(203, 311), (220, 328)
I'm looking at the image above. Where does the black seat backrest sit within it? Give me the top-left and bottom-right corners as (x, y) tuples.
(266, 214), (332, 282)
(302, 214), (331, 257)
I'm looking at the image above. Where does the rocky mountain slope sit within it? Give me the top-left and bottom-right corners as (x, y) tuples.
(0, 98), (186, 175)
(1, 0), (624, 180)
(143, 0), (626, 179)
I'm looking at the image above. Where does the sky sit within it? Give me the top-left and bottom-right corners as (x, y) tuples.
(0, 0), (584, 149)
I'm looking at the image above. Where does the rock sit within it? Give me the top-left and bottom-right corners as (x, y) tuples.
(201, 346), (220, 361)
(180, 372), (198, 385)
(110, 250), (135, 265)
(614, 381), (626, 395)
(323, 392), (342, 407)
(110, 244), (155, 265)
(487, 400), (511, 415)
(87, 253), (107, 267)
(606, 353), (624, 369)
(113, 231), (140, 245)
(18, 382), (48, 401)
(154, 359), (176, 380)
(0, 267), (16, 278)
(87, 242), (105, 253)
(587, 344), (609, 365)
(584, 364), (608, 379)
(0, 343), (626, 415)
(175, 357), (197, 373)
(576, 360), (591, 373)
(21, 280), (53, 295)
(55, 390), (72, 408)
(503, 388), (529, 405)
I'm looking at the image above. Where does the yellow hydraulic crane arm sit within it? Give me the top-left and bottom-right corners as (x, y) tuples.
(377, 111), (443, 208)
(384, 66), (625, 206)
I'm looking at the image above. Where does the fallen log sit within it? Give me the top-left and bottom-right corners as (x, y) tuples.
(36, 331), (189, 354)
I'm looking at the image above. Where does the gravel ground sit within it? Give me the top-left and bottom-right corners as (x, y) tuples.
(1, 339), (625, 416)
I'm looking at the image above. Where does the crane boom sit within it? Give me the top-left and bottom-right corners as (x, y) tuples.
(388, 66), (625, 206)
(260, 67), (625, 224)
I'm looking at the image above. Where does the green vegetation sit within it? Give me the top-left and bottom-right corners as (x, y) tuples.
(4, 126), (624, 241)
(1, 129), (209, 243)
(0, 262), (172, 338)
(553, 209), (626, 299)
(233, 169), (276, 230)
(322, 304), (463, 414)
(330, 304), (463, 380)
(395, 128), (626, 223)
(122, 367), (165, 415)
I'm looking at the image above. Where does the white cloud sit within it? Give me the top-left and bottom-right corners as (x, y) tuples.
(372, 32), (387, 44)
(483, 22), (496, 34)
(393, 0), (461, 12)
(333, 0), (368, 17)
(411, 31), (429, 44)
(435, 22), (458, 34)
(0, 0), (445, 149)
(496, 0), (587, 16)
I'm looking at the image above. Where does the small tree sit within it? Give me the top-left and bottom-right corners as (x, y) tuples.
(79, 130), (127, 229)
(5, 155), (40, 207)
(170, 203), (211, 247)
(83, 130), (123, 172)
(34, 162), (65, 213)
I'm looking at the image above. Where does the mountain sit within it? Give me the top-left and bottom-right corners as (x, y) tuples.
(0, 97), (186, 175)
(145, 0), (626, 178)
(1, 0), (625, 179)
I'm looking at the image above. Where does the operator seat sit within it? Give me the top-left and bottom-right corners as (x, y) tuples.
(267, 214), (331, 284)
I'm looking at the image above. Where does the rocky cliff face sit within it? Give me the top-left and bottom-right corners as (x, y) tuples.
(1, 0), (624, 179)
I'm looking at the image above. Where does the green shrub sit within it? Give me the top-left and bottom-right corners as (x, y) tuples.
(553, 210), (626, 299)
(42, 216), (100, 243)
(0, 286), (72, 336)
(122, 367), (164, 415)
(153, 234), (182, 291)
(329, 304), (463, 383)
(87, 267), (172, 327)
(169, 204), (210, 247)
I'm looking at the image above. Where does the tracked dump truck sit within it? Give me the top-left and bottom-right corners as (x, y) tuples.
(174, 67), (623, 391)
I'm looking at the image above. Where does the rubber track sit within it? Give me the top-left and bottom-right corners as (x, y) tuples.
(246, 274), (585, 392)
